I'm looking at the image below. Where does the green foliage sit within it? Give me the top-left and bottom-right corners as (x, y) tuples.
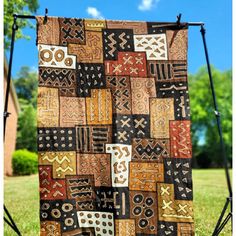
(16, 102), (37, 152)
(12, 149), (38, 175)
(4, 0), (39, 49)
(14, 66), (38, 107)
(14, 66), (38, 152)
(189, 66), (232, 167)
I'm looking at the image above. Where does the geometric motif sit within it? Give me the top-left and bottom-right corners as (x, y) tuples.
(40, 221), (61, 236)
(37, 17), (60, 45)
(37, 17), (194, 235)
(76, 125), (112, 153)
(177, 223), (194, 236)
(115, 219), (135, 236)
(107, 20), (148, 34)
(102, 29), (134, 60)
(77, 211), (114, 236)
(164, 158), (193, 200)
(106, 144), (132, 187)
(112, 115), (134, 144)
(134, 34), (168, 60)
(157, 183), (194, 222)
(68, 31), (103, 63)
(166, 29), (188, 61)
(77, 153), (111, 187)
(129, 162), (164, 191)
(157, 221), (177, 236)
(38, 68), (77, 97)
(37, 87), (59, 127)
(76, 63), (106, 97)
(38, 45), (76, 69)
(40, 199), (79, 232)
(39, 166), (66, 200)
(170, 121), (192, 158)
(106, 76), (132, 114)
(66, 175), (95, 211)
(147, 22), (168, 34)
(130, 191), (157, 234)
(59, 18), (85, 45)
(84, 19), (106, 32)
(156, 81), (190, 120)
(150, 98), (175, 138)
(105, 52), (147, 77)
(62, 228), (95, 236)
(132, 138), (170, 162)
(94, 187), (130, 218)
(86, 89), (113, 125)
(37, 128), (76, 152)
(147, 60), (187, 82)
(38, 152), (76, 178)
(59, 97), (86, 127)
(130, 77), (156, 114)
(133, 115), (150, 138)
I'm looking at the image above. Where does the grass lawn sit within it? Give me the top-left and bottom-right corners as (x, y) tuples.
(4, 169), (232, 236)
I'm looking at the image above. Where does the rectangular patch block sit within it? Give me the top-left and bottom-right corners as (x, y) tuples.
(129, 162), (164, 191)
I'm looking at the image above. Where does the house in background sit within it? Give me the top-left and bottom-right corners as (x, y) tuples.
(4, 57), (20, 175)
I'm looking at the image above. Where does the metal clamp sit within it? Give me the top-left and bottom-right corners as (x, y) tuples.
(214, 110), (221, 117)
(200, 24), (206, 35)
(4, 112), (11, 118)
(43, 8), (48, 24)
(12, 14), (18, 31)
(176, 13), (182, 26)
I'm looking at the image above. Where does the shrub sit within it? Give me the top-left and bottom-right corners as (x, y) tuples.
(12, 149), (38, 175)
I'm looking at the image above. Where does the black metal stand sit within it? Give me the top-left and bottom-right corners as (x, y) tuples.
(4, 14), (22, 236)
(3, 12), (232, 236)
(4, 12), (36, 236)
(200, 25), (232, 236)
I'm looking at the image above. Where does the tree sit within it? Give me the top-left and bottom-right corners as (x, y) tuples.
(4, 0), (39, 49)
(189, 66), (232, 168)
(14, 66), (38, 107)
(14, 66), (38, 152)
(16, 100), (37, 152)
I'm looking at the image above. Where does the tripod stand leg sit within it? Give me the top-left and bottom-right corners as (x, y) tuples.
(4, 205), (21, 235)
(214, 212), (232, 236)
(200, 24), (232, 235)
(4, 217), (21, 235)
(212, 198), (230, 235)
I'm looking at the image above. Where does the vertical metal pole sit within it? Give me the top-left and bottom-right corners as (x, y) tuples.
(3, 14), (21, 236)
(200, 24), (232, 197)
(200, 24), (232, 235)
(4, 14), (18, 138)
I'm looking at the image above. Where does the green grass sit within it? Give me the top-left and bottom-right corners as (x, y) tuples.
(193, 169), (231, 236)
(4, 169), (232, 236)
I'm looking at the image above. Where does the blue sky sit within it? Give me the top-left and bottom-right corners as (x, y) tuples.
(7, 0), (232, 77)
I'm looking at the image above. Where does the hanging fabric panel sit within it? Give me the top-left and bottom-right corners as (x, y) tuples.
(36, 16), (194, 236)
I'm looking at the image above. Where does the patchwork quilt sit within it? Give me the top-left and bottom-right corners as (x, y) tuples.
(36, 17), (194, 235)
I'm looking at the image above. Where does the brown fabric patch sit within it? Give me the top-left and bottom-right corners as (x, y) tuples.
(68, 31), (103, 63)
(37, 17), (60, 45)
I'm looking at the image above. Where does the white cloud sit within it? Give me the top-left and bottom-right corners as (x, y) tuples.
(87, 7), (104, 19)
(138, 0), (159, 11)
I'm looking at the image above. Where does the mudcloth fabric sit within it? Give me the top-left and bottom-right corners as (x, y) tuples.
(36, 16), (194, 236)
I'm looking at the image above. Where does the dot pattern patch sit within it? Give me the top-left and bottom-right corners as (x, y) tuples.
(37, 16), (194, 235)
